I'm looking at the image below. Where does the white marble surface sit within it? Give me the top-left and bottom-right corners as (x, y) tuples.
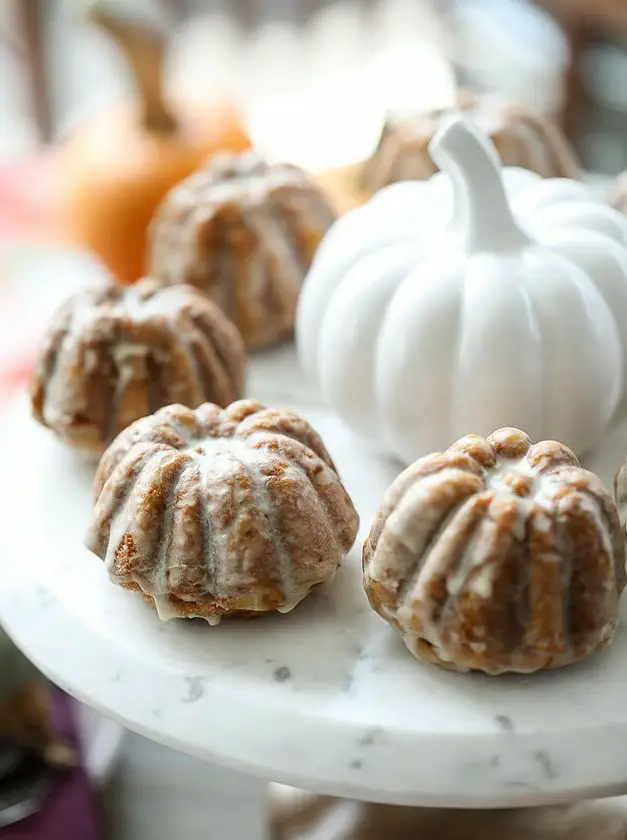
(3, 349), (627, 808)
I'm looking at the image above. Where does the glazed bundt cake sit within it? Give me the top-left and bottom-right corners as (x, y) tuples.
(363, 90), (581, 193)
(86, 399), (359, 622)
(148, 150), (337, 349)
(30, 278), (245, 456)
(363, 428), (625, 675)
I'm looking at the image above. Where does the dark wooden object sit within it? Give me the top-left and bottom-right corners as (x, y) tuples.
(13, 0), (52, 143)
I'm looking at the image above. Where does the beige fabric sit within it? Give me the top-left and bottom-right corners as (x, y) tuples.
(270, 786), (627, 840)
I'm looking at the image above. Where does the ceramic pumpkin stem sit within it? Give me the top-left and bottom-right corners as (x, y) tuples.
(429, 116), (529, 252)
(88, 2), (177, 134)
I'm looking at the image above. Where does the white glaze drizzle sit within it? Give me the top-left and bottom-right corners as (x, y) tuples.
(105, 428), (346, 623)
(41, 285), (199, 431)
(369, 442), (617, 673)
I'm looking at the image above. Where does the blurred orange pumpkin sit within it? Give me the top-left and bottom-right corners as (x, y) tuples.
(57, 4), (251, 285)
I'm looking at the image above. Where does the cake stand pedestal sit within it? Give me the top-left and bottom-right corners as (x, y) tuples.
(3, 349), (627, 837)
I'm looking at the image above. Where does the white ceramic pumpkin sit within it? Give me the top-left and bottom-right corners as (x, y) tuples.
(296, 116), (627, 464)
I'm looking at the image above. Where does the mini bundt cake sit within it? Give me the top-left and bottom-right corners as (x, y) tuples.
(86, 399), (359, 622)
(363, 90), (581, 193)
(30, 278), (245, 456)
(363, 428), (625, 675)
(148, 151), (337, 349)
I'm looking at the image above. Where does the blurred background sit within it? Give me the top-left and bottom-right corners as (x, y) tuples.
(0, 1), (627, 838)
(2, 0), (627, 171)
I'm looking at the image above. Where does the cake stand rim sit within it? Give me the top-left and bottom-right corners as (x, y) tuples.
(3, 380), (627, 808)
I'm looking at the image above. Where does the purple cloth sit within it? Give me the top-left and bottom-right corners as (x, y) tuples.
(0, 690), (102, 839)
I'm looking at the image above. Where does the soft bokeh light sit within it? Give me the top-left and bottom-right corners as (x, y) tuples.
(249, 40), (455, 169)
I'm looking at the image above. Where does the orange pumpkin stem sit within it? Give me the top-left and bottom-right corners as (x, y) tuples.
(89, 3), (177, 134)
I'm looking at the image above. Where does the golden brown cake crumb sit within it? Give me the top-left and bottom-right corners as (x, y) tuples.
(86, 399), (359, 622)
(364, 428), (625, 675)
(363, 90), (581, 193)
(30, 277), (245, 456)
(148, 151), (336, 349)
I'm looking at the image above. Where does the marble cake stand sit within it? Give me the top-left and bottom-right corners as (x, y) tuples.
(2, 347), (627, 836)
